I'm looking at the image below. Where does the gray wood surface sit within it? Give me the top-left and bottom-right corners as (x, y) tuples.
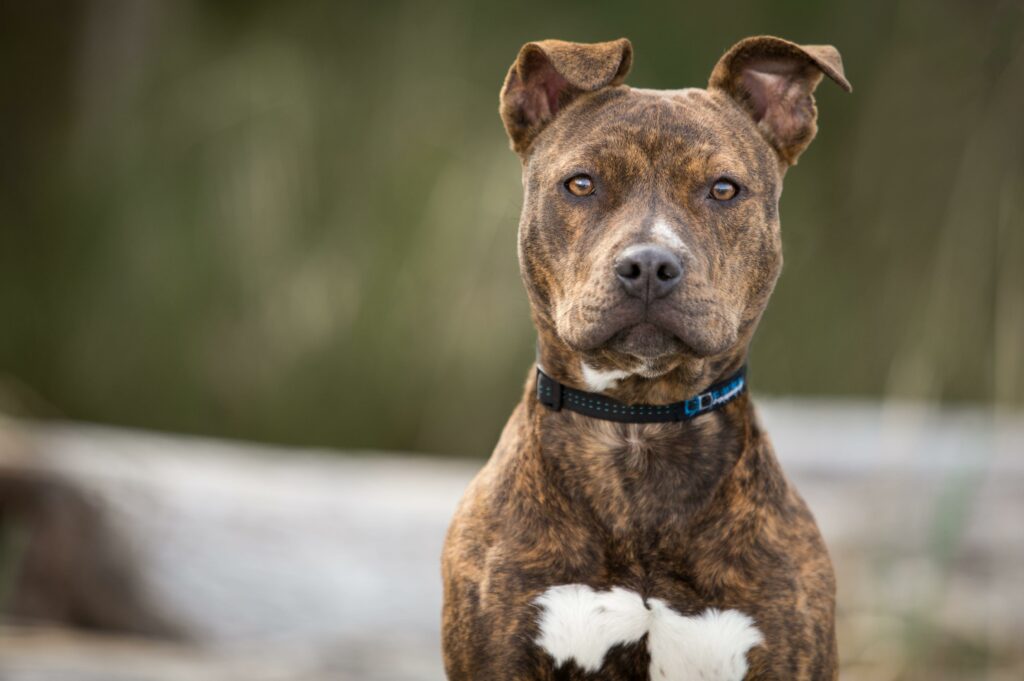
(0, 401), (1021, 680)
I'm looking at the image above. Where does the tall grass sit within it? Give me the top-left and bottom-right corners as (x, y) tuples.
(0, 0), (1020, 458)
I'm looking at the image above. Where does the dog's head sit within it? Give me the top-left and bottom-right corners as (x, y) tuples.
(501, 37), (850, 396)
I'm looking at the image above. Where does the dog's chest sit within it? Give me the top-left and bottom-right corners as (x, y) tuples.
(544, 416), (742, 543)
(521, 419), (765, 679)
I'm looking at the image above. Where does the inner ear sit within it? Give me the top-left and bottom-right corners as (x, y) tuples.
(741, 61), (819, 121)
(709, 36), (851, 165)
(520, 50), (572, 125)
(741, 62), (823, 150)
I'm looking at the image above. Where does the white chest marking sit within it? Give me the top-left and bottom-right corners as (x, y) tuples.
(580, 361), (632, 392)
(534, 584), (763, 680)
(533, 585), (651, 672)
(646, 599), (764, 681)
(651, 219), (688, 253)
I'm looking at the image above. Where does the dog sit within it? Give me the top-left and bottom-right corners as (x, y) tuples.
(442, 36), (851, 681)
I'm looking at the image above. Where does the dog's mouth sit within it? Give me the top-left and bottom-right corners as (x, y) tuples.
(562, 299), (739, 361)
(607, 322), (683, 359)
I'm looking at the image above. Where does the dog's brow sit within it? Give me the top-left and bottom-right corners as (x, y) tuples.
(559, 140), (625, 166)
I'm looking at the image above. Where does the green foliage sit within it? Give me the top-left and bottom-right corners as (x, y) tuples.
(1, 0), (1022, 456)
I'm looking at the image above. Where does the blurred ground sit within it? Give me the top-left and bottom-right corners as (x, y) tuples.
(1, 402), (1022, 681)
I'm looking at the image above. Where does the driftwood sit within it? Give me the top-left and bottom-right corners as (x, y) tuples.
(0, 405), (1022, 681)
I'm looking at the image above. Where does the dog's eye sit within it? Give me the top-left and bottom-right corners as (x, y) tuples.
(709, 179), (739, 201)
(565, 174), (595, 197)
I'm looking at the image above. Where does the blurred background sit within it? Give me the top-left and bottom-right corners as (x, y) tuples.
(0, 0), (1022, 680)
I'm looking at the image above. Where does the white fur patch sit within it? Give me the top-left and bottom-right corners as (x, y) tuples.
(647, 600), (764, 681)
(534, 584), (763, 680)
(580, 361), (632, 392)
(651, 219), (688, 253)
(533, 585), (650, 672)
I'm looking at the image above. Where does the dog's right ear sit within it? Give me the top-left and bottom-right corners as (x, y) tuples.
(500, 38), (633, 155)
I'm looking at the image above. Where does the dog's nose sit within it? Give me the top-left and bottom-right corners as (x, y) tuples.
(614, 244), (683, 300)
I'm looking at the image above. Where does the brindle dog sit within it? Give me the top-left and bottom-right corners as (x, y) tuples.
(442, 36), (851, 681)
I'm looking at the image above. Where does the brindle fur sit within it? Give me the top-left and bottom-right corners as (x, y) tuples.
(442, 36), (851, 680)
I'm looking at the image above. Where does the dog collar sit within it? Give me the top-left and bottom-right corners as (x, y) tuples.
(535, 365), (747, 423)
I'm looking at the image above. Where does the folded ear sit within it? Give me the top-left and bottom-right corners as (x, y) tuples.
(500, 38), (633, 155)
(709, 36), (851, 165)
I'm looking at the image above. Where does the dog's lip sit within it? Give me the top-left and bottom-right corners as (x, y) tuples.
(561, 300), (644, 351)
(568, 317), (685, 356)
(569, 300), (734, 358)
(617, 321), (710, 359)
(651, 299), (738, 350)
(610, 322), (683, 360)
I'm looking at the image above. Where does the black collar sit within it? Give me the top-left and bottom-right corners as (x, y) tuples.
(535, 365), (747, 423)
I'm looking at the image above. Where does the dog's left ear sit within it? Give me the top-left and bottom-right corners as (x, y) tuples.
(500, 38), (633, 155)
(709, 36), (851, 165)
